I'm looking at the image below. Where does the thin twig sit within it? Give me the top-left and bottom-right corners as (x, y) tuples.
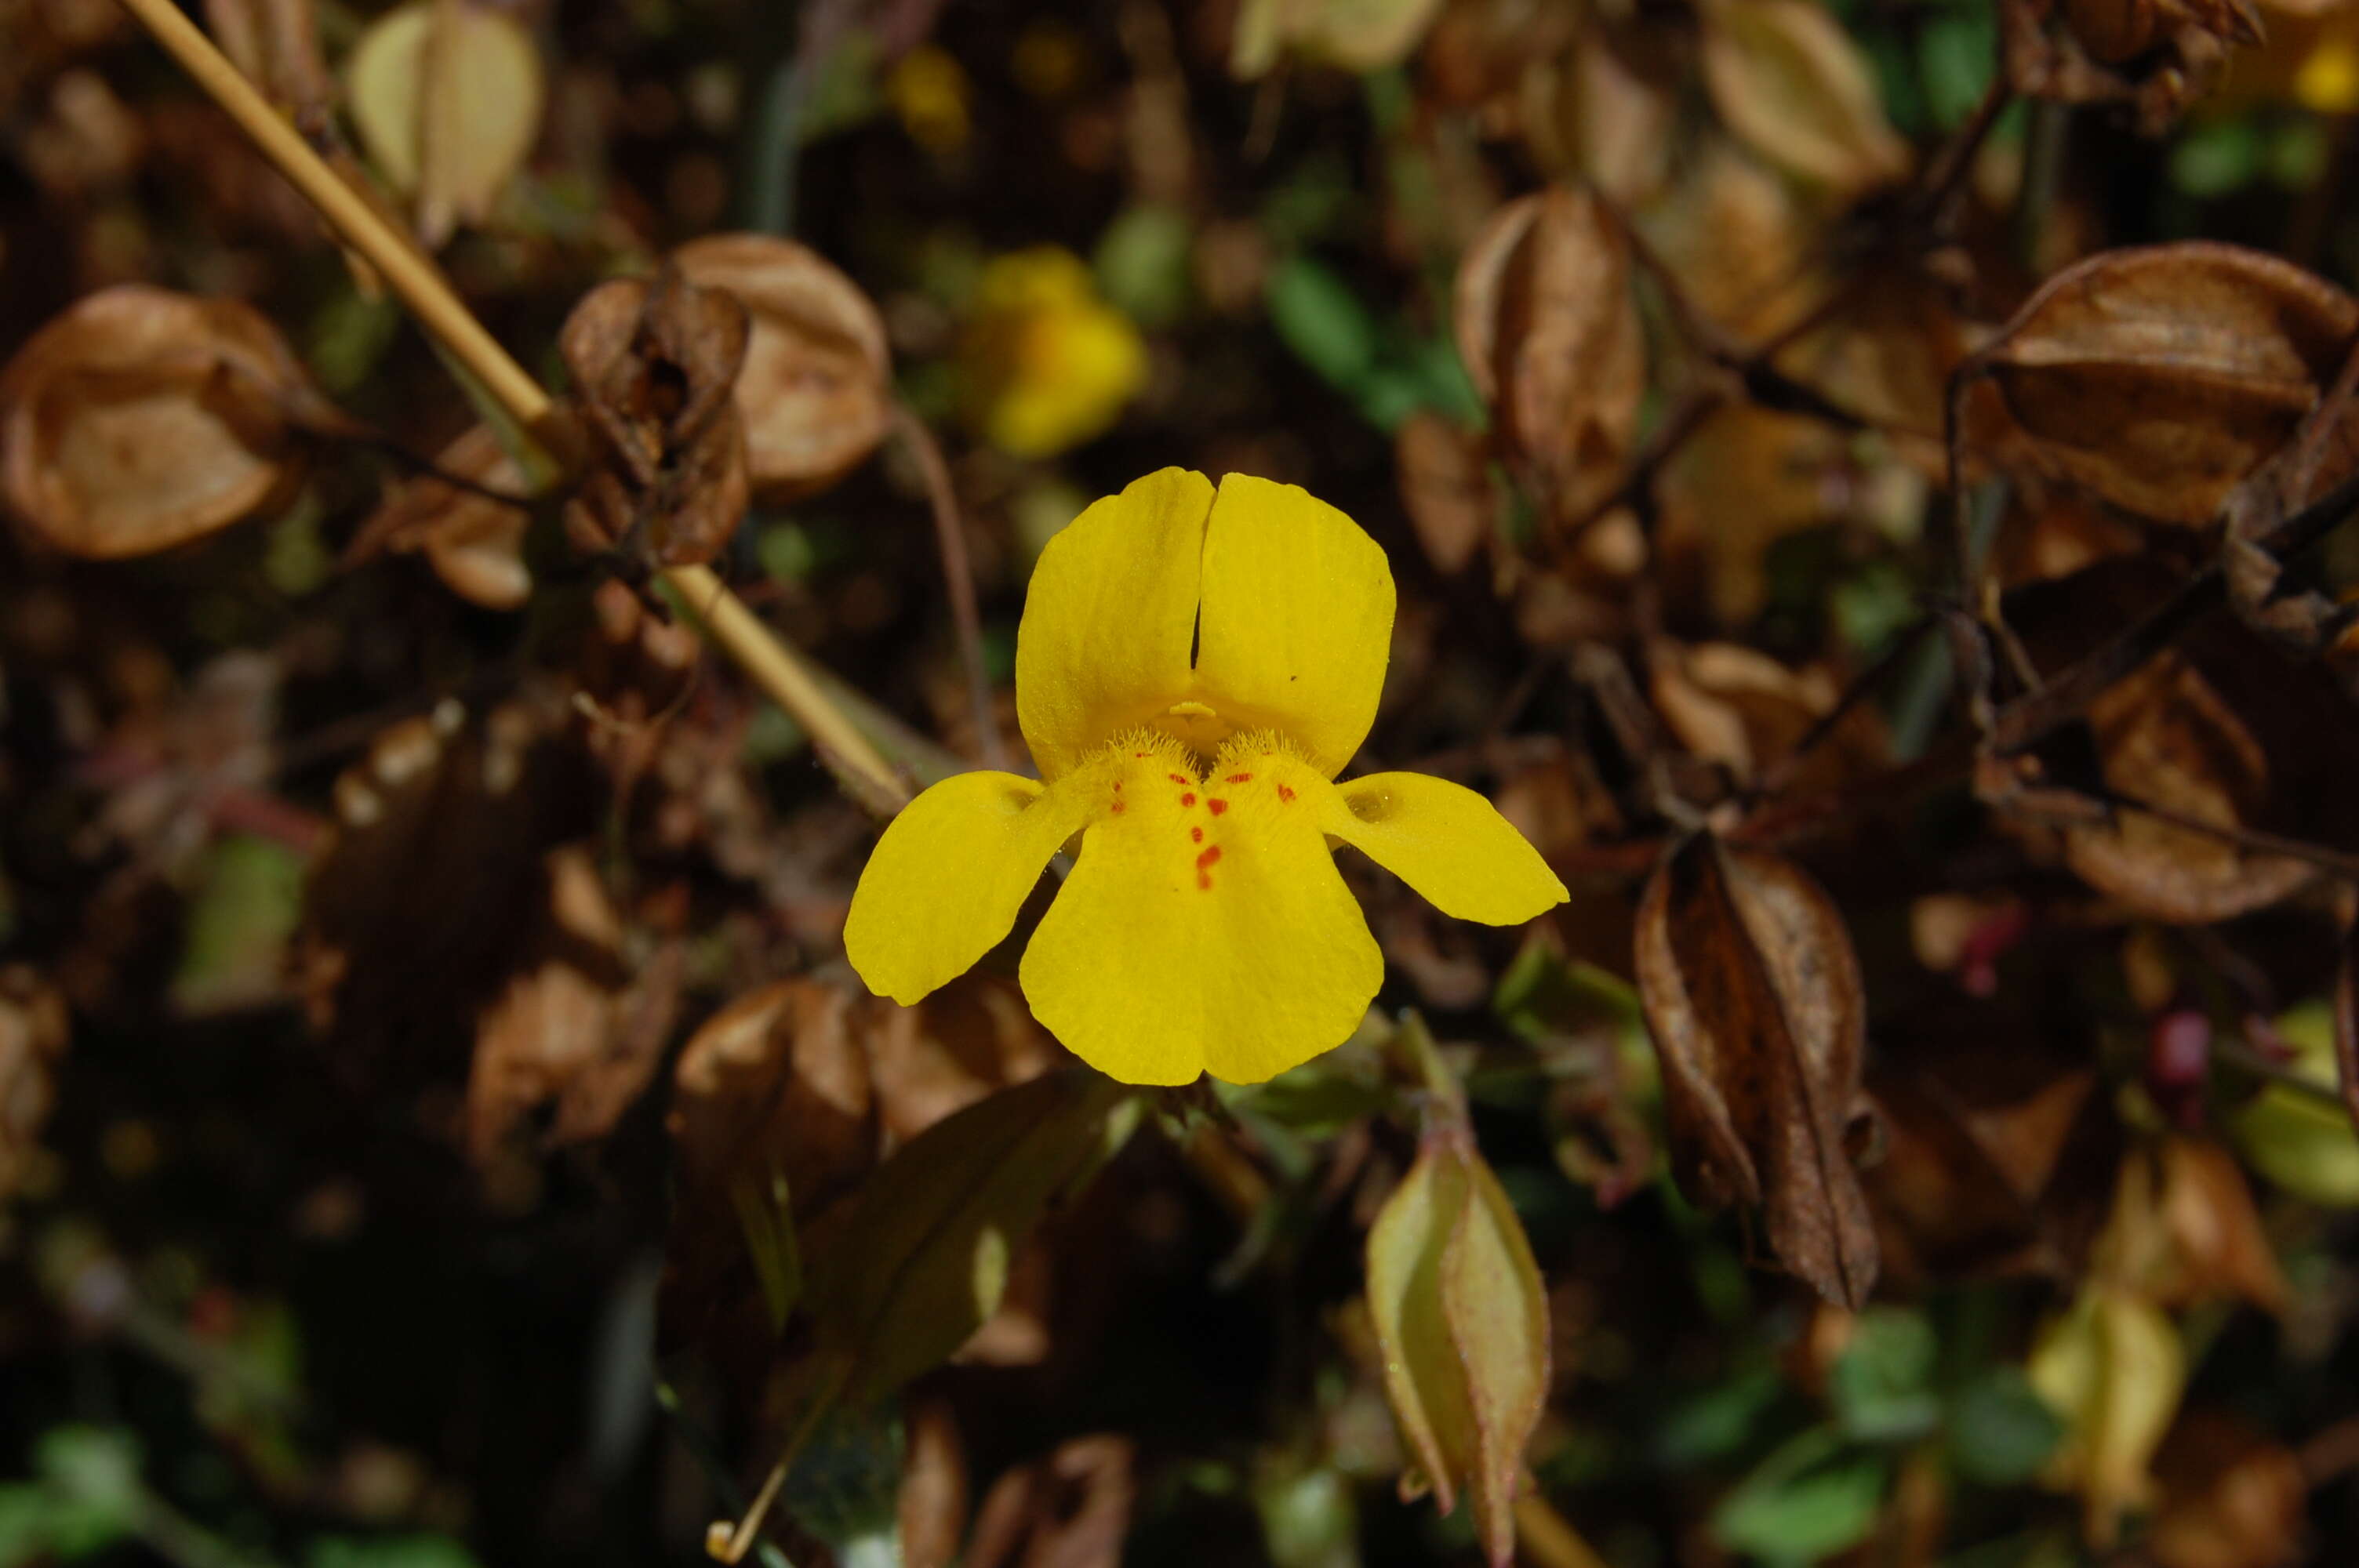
(893, 403), (1007, 771)
(114, 0), (911, 814)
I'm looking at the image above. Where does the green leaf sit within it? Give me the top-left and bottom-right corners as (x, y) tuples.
(806, 1069), (1140, 1404)
(1095, 205), (1194, 330)
(1829, 1308), (1941, 1443)
(307, 1537), (482, 1568)
(173, 833), (305, 1016)
(1265, 257), (1378, 395)
(1947, 1368), (2066, 1487)
(1710, 1426), (1888, 1565)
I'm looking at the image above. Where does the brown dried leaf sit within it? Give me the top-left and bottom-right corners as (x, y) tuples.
(1453, 187), (1642, 526)
(1, 285), (314, 557)
(1867, 1033), (2120, 1284)
(898, 1399), (970, 1568)
(347, 423), (533, 609)
(2149, 1411), (2307, 1568)
(964, 1435), (1136, 1568)
(1634, 836), (1879, 1307)
(2095, 1138), (2288, 1313)
(298, 695), (599, 1077)
(560, 265), (751, 573)
(1365, 1126), (1550, 1568)
(1, 965), (70, 1207)
(2061, 651), (2314, 924)
(1696, 0), (1909, 195)
(672, 233), (893, 502)
(1394, 409), (1498, 575)
(463, 844), (682, 1170)
(1970, 243), (2359, 526)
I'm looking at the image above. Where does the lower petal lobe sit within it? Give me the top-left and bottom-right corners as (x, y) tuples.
(1320, 772), (1568, 924)
(1020, 740), (1381, 1085)
(845, 770), (1092, 1006)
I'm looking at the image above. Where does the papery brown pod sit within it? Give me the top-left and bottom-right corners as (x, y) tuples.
(1, 285), (318, 557)
(2061, 652), (2313, 923)
(2064, 0), (2262, 64)
(672, 233), (894, 502)
(1966, 242), (2359, 527)
(558, 265), (751, 572)
(1454, 187), (1643, 528)
(347, 423), (533, 609)
(1696, 0), (1910, 195)
(1634, 835), (1880, 1308)
(345, 0), (545, 247)
(1394, 408), (1499, 574)
(2148, 1410), (2307, 1568)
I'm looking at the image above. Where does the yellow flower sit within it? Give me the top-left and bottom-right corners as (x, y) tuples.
(887, 45), (971, 154)
(962, 248), (1147, 459)
(844, 468), (1568, 1085)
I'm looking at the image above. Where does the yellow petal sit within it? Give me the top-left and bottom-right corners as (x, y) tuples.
(1015, 468), (1212, 781)
(1020, 739), (1381, 1084)
(845, 770), (1092, 1005)
(1323, 771), (1567, 924)
(1192, 473), (1395, 778)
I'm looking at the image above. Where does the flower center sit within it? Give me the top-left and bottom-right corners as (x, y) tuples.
(1074, 728), (1314, 895)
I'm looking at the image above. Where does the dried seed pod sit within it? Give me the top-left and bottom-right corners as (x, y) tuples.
(671, 232), (892, 502)
(1394, 409), (1499, 575)
(347, 423), (533, 610)
(1, 285), (314, 557)
(1453, 187), (1643, 527)
(1696, 0), (1909, 195)
(345, 0), (544, 246)
(1968, 242), (2359, 527)
(1635, 835), (1880, 1308)
(2061, 652), (2314, 924)
(558, 265), (752, 572)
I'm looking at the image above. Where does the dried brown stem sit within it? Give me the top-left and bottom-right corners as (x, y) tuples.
(893, 403), (1007, 772)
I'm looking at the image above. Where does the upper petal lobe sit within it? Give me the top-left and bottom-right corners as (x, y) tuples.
(1015, 467), (1212, 781)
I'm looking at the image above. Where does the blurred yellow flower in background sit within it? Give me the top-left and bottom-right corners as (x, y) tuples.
(961, 247), (1147, 459)
(887, 45), (971, 154)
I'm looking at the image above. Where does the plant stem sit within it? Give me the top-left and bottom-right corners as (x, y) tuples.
(113, 0), (912, 814)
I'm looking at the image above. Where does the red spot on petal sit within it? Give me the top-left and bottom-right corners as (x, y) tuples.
(1196, 845), (1223, 870)
(1111, 800), (1125, 814)
(1111, 779), (1122, 791)
(1180, 793), (1195, 807)
(1168, 773), (1189, 784)
(1207, 798), (1228, 816)
(1277, 784), (1296, 803)
(1198, 872), (1212, 890)
(1190, 826), (1203, 843)
(1225, 772), (1253, 783)
(1135, 752), (1148, 758)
